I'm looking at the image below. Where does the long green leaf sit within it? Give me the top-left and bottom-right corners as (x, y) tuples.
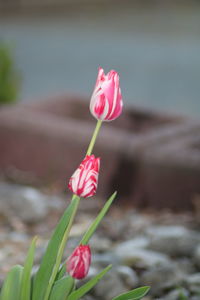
(0, 265), (23, 300)
(112, 286), (150, 300)
(80, 191), (117, 245)
(32, 199), (78, 300)
(56, 264), (66, 281)
(20, 236), (37, 300)
(58, 192), (117, 279)
(68, 265), (112, 300)
(49, 276), (74, 300)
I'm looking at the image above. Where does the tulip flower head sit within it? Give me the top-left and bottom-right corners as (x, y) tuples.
(66, 244), (91, 280)
(90, 67), (123, 121)
(68, 155), (100, 198)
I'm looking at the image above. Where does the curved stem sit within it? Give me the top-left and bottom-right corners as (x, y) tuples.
(86, 120), (102, 156)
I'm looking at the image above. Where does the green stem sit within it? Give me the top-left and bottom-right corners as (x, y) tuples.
(44, 120), (102, 299)
(86, 120), (102, 156)
(44, 195), (80, 300)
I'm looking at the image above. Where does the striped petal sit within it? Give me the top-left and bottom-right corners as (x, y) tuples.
(68, 155), (100, 198)
(66, 245), (91, 280)
(90, 68), (123, 121)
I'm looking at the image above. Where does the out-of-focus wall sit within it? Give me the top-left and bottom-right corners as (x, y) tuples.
(1, 0), (109, 9)
(1, 0), (200, 116)
(0, 0), (198, 10)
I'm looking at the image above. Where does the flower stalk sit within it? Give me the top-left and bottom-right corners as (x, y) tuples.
(86, 119), (102, 156)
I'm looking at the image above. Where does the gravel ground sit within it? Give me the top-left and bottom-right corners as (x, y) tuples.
(0, 182), (200, 299)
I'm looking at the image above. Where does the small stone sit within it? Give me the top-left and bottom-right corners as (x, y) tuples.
(140, 264), (184, 295)
(8, 232), (29, 243)
(70, 218), (93, 237)
(0, 183), (49, 223)
(175, 258), (195, 274)
(94, 271), (127, 300)
(92, 253), (119, 268)
(194, 244), (200, 269)
(115, 265), (139, 288)
(114, 246), (170, 269)
(147, 225), (200, 257)
(159, 288), (189, 300)
(184, 273), (200, 294)
(114, 237), (150, 259)
(82, 296), (96, 300)
(90, 235), (113, 253)
(128, 213), (153, 234)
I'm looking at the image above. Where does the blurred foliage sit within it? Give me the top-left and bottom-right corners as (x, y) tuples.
(0, 42), (20, 105)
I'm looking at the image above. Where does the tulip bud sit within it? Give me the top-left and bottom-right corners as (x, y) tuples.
(68, 155), (100, 198)
(90, 67), (123, 121)
(66, 244), (91, 279)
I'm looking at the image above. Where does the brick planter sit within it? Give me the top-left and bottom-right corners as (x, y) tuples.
(0, 94), (199, 210)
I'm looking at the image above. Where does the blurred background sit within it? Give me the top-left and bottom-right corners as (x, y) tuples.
(1, 2), (200, 299)
(0, 0), (200, 116)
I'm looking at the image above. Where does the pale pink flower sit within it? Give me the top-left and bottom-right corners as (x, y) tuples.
(68, 155), (100, 198)
(66, 244), (91, 280)
(90, 67), (123, 121)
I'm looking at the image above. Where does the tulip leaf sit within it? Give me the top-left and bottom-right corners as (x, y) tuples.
(80, 191), (117, 245)
(20, 236), (37, 300)
(112, 286), (150, 300)
(49, 276), (74, 300)
(68, 265), (112, 300)
(0, 265), (23, 300)
(56, 264), (66, 281)
(32, 199), (78, 300)
(58, 191), (117, 279)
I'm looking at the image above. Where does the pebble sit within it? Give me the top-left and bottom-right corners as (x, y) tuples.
(114, 236), (150, 254)
(194, 244), (200, 269)
(0, 182), (49, 223)
(92, 252), (119, 267)
(175, 258), (195, 274)
(115, 265), (139, 288)
(146, 225), (200, 257)
(140, 264), (184, 295)
(157, 288), (189, 300)
(1, 183), (200, 300)
(83, 296), (96, 300)
(114, 247), (170, 269)
(90, 235), (113, 252)
(128, 213), (153, 234)
(94, 271), (127, 300)
(184, 273), (200, 294)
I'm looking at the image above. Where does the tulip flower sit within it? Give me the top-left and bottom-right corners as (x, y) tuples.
(68, 155), (100, 198)
(90, 67), (123, 121)
(66, 244), (91, 279)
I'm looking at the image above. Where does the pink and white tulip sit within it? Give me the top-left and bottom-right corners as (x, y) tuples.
(90, 68), (123, 121)
(68, 155), (100, 198)
(66, 244), (91, 280)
